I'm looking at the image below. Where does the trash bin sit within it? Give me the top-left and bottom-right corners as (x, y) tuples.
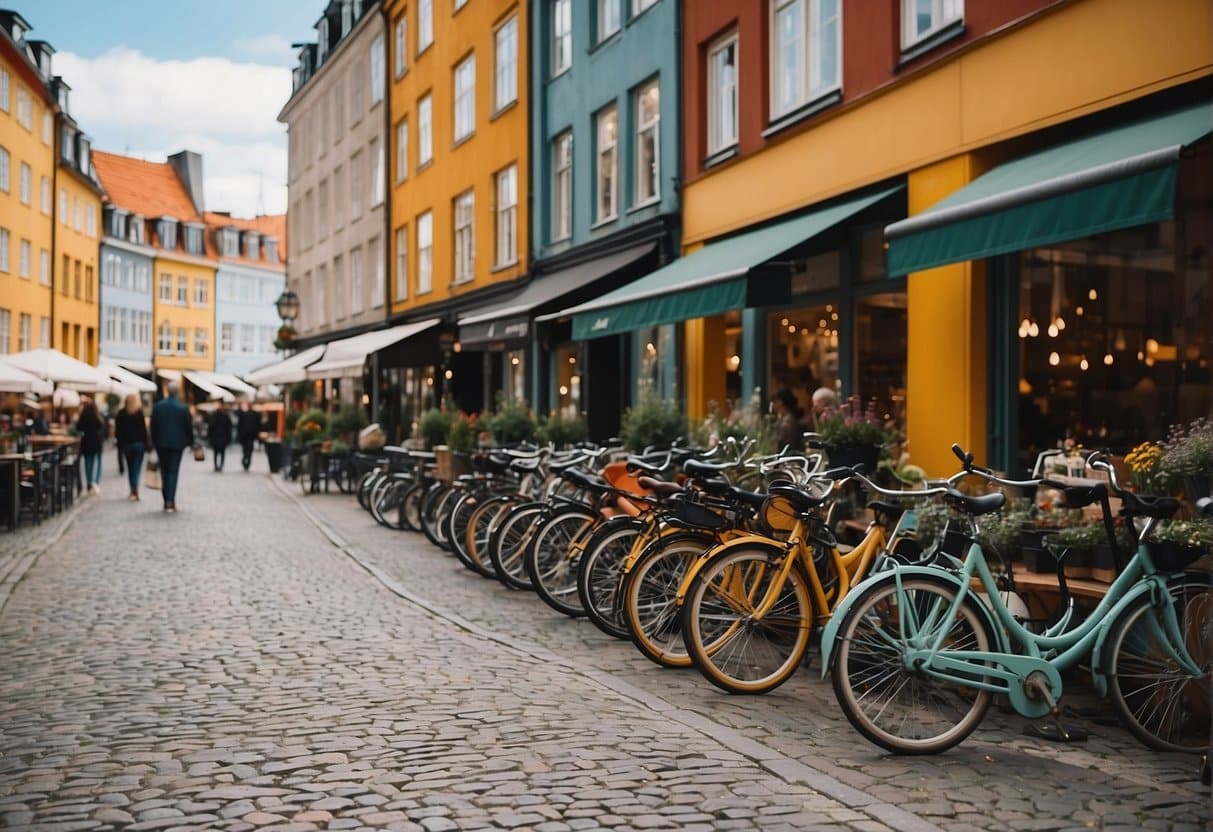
(264, 440), (284, 473)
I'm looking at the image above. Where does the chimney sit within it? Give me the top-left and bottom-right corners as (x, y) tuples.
(168, 150), (206, 214)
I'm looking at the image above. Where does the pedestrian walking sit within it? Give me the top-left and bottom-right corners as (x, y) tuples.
(114, 409), (125, 477)
(236, 401), (260, 472)
(149, 381), (194, 513)
(76, 397), (106, 495)
(209, 403), (233, 472)
(114, 393), (148, 501)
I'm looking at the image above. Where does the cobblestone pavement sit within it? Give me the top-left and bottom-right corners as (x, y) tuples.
(3, 454), (949, 832)
(288, 480), (1213, 832)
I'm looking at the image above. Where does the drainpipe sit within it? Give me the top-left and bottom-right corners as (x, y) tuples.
(375, 0), (392, 424)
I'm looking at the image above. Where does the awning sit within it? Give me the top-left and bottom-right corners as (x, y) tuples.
(244, 345), (325, 385)
(886, 104), (1212, 276)
(157, 368), (182, 381)
(98, 362), (158, 393)
(307, 319), (441, 379)
(4, 348), (114, 392)
(204, 372), (258, 398)
(459, 243), (655, 349)
(100, 355), (154, 374)
(182, 371), (235, 402)
(557, 187), (901, 339)
(0, 360), (54, 396)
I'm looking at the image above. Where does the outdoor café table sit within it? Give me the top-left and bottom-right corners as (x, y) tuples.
(31, 436), (81, 503)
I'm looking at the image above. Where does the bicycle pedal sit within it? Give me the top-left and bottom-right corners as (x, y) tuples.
(1022, 721), (1089, 743)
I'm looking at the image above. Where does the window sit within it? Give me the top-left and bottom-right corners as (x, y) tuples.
(454, 54), (476, 142)
(38, 176), (49, 213)
(0, 310), (7, 354)
(18, 314), (30, 352)
(370, 138), (384, 206)
(185, 225), (202, 255)
(496, 165), (517, 266)
(240, 324), (255, 353)
(221, 228), (239, 257)
(395, 119), (408, 182)
(417, 211), (433, 293)
(395, 226), (408, 301)
(553, 132), (573, 241)
(453, 191), (474, 284)
(635, 81), (660, 205)
(18, 239), (30, 278)
(318, 180), (329, 239)
(74, 259), (82, 298)
(86, 205), (97, 237)
(341, 0), (352, 35)
(158, 322), (172, 353)
(176, 327), (189, 354)
(39, 316), (49, 348)
(221, 323), (234, 353)
(333, 256), (346, 320)
(599, 0), (620, 41)
(41, 111), (50, 144)
(61, 254), (69, 294)
(634, 0), (658, 14)
(194, 279), (208, 306)
(552, 0), (572, 76)
(15, 87), (30, 129)
(194, 328), (208, 355)
(596, 105), (618, 222)
(0, 228), (8, 273)
(0, 69), (7, 112)
(418, 0), (433, 52)
(74, 198), (83, 232)
(0, 147), (8, 191)
(58, 188), (66, 221)
(370, 236), (384, 308)
(39, 249), (49, 285)
(85, 265), (93, 301)
(770, 0), (841, 120)
(454, 0), (468, 9)
(350, 150), (363, 220)
(495, 17), (518, 111)
(370, 34), (385, 104)
(19, 162), (30, 204)
(177, 277), (189, 305)
(350, 59), (364, 120)
(903, 0), (962, 48)
(394, 17), (407, 78)
(266, 238), (279, 263)
(351, 247), (364, 315)
(418, 94), (433, 166)
(61, 126), (75, 164)
(708, 33), (739, 154)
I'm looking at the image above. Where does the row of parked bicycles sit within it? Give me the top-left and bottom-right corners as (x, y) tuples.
(346, 436), (1210, 769)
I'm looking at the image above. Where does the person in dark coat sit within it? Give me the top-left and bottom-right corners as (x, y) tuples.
(149, 381), (194, 512)
(76, 398), (106, 494)
(114, 392), (149, 501)
(208, 403), (233, 472)
(236, 401), (260, 472)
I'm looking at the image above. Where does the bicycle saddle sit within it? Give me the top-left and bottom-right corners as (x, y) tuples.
(509, 457), (541, 473)
(943, 488), (1005, 515)
(725, 486), (767, 510)
(549, 455), (588, 473)
(769, 483), (826, 512)
(868, 501), (906, 522)
(1118, 490), (1180, 519)
(637, 476), (683, 497)
(626, 455), (669, 475)
(562, 468), (613, 493)
(683, 458), (733, 478)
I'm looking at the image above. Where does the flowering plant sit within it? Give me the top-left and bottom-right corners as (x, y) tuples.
(816, 395), (895, 448)
(1159, 417), (1213, 478)
(447, 412), (477, 453)
(1124, 441), (1173, 495)
(692, 389), (777, 454)
(1152, 517), (1213, 551)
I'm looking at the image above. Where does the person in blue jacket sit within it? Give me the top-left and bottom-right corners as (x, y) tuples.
(149, 381), (194, 513)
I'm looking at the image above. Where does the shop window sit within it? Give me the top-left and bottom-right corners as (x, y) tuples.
(769, 305), (839, 421)
(854, 293), (907, 425)
(555, 343), (581, 417)
(637, 324), (675, 400)
(506, 350), (526, 403)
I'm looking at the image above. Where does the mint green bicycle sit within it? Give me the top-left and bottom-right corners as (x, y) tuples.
(823, 445), (1210, 755)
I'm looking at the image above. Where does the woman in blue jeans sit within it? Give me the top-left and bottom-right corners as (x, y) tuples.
(114, 392), (148, 500)
(76, 399), (105, 494)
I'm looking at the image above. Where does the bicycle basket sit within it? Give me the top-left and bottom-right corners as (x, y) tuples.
(758, 494), (800, 537)
(669, 495), (728, 530)
(1145, 540), (1209, 572)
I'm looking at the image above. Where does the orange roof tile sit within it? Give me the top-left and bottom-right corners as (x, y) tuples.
(92, 150), (202, 223)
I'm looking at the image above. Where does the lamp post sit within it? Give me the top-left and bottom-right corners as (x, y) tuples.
(274, 288), (301, 356)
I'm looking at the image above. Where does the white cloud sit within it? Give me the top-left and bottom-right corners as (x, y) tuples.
(234, 34), (297, 66)
(56, 48), (292, 217)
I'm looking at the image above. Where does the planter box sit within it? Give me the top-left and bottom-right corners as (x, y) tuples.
(264, 440), (284, 473)
(1023, 547), (1058, 574)
(434, 446), (473, 483)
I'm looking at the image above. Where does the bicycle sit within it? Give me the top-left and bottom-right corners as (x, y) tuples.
(824, 444), (1210, 755)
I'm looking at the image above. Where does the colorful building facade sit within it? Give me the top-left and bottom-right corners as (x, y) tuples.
(209, 212), (286, 376)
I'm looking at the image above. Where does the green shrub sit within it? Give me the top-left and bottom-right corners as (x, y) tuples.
(329, 402), (369, 440)
(296, 408), (328, 442)
(290, 381), (312, 405)
(447, 412), (476, 453)
(538, 411), (589, 449)
(621, 394), (686, 452)
(487, 397), (536, 445)
(418, 408), (454, 449)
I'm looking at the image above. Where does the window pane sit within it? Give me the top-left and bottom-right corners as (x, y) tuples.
(776, 0), (805, 115)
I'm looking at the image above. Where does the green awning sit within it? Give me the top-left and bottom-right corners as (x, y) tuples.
(560, 186), (901, 340)
(886, 104), (1211, 276)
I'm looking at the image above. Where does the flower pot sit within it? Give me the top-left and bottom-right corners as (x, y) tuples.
(264, 440), (284, 473)
(825, 442), (880, 473)
(1145, 540), (1207, 572)
(1089, 543), (1119, 583)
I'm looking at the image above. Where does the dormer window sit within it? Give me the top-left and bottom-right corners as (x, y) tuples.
(39, 52), (51, 77)
(341, 0), (352, 36)
(318, 19), (329, 62)
(264, 237), (279, 263)
(77, 136), (90, 171)
(184, 224), (204, 255)
(221, 227), (240, 257)
(130, 215), (145, 245)
(57, 85), (68, 111)
(244, 232), (260, 259)
(60, 126), (75, 164)
(353, 0), (363, 19)
(157, 218), (178, 250)
(107, 207), (126, 239)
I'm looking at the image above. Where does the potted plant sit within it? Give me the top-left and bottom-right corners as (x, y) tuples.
(418, 407), (455, 450)
(1146, 517), (1213, 573)
(329, 402), (369, 444)
(295, 408), (328, 445)
(1160, 417), (1213, 502)
(486, 396), (537, 446)
(620, 394), (686, 452)
(1044, 523), (1105, 578)
(816, 395), (895, 471)
(1124, 441), (1176, 496)
(273, 325), (297, 351)
(538, 411), (589, 449)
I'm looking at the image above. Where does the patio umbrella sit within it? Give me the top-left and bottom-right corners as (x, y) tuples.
(52, 387), (82, 409)
(0, 360), (54, 395)
(4, 348), (113, 392)
(98, 362), (157, 393)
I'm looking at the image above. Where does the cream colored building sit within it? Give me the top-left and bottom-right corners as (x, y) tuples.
(279, 0), (387, 346)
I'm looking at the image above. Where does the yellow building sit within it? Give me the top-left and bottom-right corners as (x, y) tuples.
(93, 150), (217, 375)
(0, 12), (55, 355)
(383, 0), (528, 410)
(53, 98), (103, 364)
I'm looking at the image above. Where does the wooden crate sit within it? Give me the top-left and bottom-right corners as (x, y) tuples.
(434, 446), (473, 482)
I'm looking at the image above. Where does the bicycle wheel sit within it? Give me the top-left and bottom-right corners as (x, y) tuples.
(420, 483), (455, 549)
(490, 502), (542, 590)
(357, 471), (379, 511)
(525, 506), (596, 617)
(682, 545), (814, 694)
(464, 496), (513, 579)
(1103, 574), (1211, 752)
(299, 457), (315, 495)
(578, 517), (646, 640)
(401, 482), (425, 532)
(624, 532), (715, 668)
(336, 459), (357, 493)
(370, 479), (407, 529)
(831, 575), (994, 755)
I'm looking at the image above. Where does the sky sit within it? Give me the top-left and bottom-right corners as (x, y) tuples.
(24, 0), (323, 218)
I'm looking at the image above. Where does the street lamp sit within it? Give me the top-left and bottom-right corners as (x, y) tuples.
(275, 288), (301, 325)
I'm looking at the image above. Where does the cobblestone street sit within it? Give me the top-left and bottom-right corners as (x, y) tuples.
(0, 457), (1209, 831)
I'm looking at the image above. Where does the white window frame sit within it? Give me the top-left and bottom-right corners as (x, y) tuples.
(39, 248), (49, 285)
(39, 316), (49, 348)
(494, 16), (518, 112)
(159, 274), (172, 303)
(599, 0), (621, 42)
(350, 150), (363, 220)
(902, 0), (963, 49)
(158, 322), (172, 353)
(553, 131), (573, 241)
(395, 118), (408, 183)
(15, 87), (31, 129)
(0, 69), (8, 113)
(418, 94), (433, 166)
(595, 105), (618, 223)
(707, 32), (739, 155)
(395, 225), (408, 301)
(176, 327), (189, 354)
(495, 164), (517, 267)
(41, 111), (51, 144)
(0, 228), (8, 273)
(194, 327), (208, 356)
(418, 0), (433, 53)
(634, 80), (660, 206)
(370, 138), (384, 206)
(371, 236), (385, 308)
(552, 0), (572, 77)
(417, 211), (433, 294)
(633, 0), (658, 15)
(454, 54), (476, 142)
(19, 162), (30, 205)
(370, 34), (385, 104)
(394, 16), (407, 78)
(453, 190), (475, 285)
(0, 311), (8, 354)
(194, 278), (208, 306)
(0, 147), (8, 192)
(221, 323), (234, 353)
(18, 314), (30, 352)
(350, 247), (364, 315)
(177, 277), (189, 306)
(18, 239), (30, 278)
(769, 0), (842, 120)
